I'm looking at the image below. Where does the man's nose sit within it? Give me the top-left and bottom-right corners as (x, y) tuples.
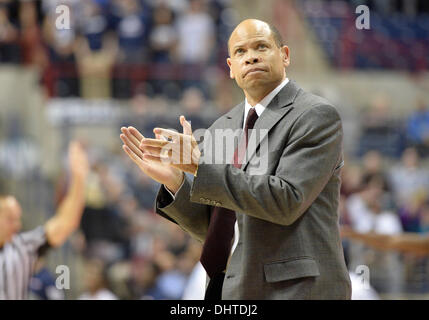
(245, 53), (260, 65)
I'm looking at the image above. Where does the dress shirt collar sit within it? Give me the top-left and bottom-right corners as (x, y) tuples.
(243, 78), (289, 128)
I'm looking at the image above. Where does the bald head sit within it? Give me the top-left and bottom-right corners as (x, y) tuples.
(0, 195), (22, 244)
(0, 196), (16, 213)
(225, 18), (290, 105)
(228, 19), (283, 56)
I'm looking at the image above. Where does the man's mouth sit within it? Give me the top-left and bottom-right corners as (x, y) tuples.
(244, 67), (267, 78)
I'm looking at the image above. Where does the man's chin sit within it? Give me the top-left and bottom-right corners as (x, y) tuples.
(243, 77), (268, 87)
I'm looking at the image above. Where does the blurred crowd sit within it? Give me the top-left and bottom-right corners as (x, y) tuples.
(340, 93), (429, 296)
(0, 0), (235, 300)
(341, 146), (429, 296)
(0, 0), (236, 99)
(301, 0), (429, 71)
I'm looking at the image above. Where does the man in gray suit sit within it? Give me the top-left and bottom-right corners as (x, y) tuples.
(120, 19), (351, 299)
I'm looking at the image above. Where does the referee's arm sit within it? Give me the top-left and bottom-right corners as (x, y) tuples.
(44, 142), (89, 248)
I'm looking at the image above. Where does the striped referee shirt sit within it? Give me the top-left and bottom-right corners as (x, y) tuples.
(0, 226), (48, 300)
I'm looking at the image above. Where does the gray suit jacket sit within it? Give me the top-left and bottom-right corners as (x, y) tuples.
(155, 80), (351, 299)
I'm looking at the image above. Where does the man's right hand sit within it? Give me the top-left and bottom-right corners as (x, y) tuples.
(120, 126), (184, 193)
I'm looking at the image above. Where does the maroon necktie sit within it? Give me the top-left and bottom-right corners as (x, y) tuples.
(200, 107), (259, 278)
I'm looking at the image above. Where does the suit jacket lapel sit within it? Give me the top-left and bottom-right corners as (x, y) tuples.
(224, 101), (245, 131)
(242, 80), (301, 170)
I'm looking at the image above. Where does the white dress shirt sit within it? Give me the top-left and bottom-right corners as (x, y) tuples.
(230, 78), (289, 254)
(165, 78), (290, 257)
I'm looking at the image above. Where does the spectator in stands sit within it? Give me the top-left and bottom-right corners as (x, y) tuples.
(362, 150), (396, 209)
(347, 172), (401, 234)
(362, 150), (384, 175)
(29, 257), (65, 300)
(389, 148), (429, 234)
(78, 0), (109, 52)
(346, 172), (404, 294)
(149, 3), (177, 63)
(175, 0), (214, 64)
(78, 259), (117, 300)
(42, 4), (79, 96)
(0, 113), (40, 180)
(107, 0), (151, 98)
(358, 94), (404, 158)
(151, 248), (191, 299)
(75, 0), (118, 99)
(80, 160), (130, 264)
(406, 98), (429, 157)
(122, 89), (181, 138)
(389, 147), (429, 207)
(340, 160), (363, 198)
(0, 0), (21, 63)
(398, 190), (428, 232)
(136, 260), (163, 299)
(112, 0), (151, 64)
(175, 0), (215, 93)
(338, 160), (364, 231)
(179, 86), (212, 130)
(148, 3), (179, 97)
(420, 201), (429, 233)
(19, 0), (47, 69)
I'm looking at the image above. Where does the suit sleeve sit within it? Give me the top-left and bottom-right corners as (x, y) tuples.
(189, 104), (343, 226)
(155, 174), (211, 243)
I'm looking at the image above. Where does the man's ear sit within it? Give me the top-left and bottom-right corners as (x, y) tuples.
(226, 58), (235, 79)
(281, 45), (290, 68)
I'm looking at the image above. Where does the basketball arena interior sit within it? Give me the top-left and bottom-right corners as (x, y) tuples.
(1, 0), (429, 300)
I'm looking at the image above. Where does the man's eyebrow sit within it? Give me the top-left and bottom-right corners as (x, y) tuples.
(233, 39), (270, 48)
(252, 39), (271, 45)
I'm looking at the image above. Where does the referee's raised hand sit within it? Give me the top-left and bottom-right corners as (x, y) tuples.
(0, 140), (92, 299)
(68, 141), (89, 182)
(44, 140), (90, 248)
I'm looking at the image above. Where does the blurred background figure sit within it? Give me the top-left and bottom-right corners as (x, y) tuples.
(0, 0), (21, 64)
(1, 0), (429, 299)
(345, 172), (404, 295)
(406, 99), (429, 157)
(29, 257), (65, 300)
(78, 258), (117, 300)
(0, 141), (88, 300)
(348, 270), (380, 300)
(358, 94), (403, 158)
